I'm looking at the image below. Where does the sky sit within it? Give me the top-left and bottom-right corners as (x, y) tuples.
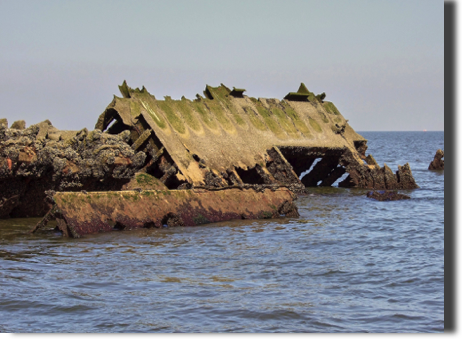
(0, 0), (444, 131)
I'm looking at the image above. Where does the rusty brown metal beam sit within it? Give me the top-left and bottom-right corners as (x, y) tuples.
(31, 187), (299, 238)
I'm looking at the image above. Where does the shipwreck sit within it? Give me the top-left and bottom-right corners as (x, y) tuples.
(0, 82), (418, 237)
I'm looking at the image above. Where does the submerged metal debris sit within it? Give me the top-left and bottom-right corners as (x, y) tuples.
(31, 186), (299, 238)
(1, 81), (418, 236)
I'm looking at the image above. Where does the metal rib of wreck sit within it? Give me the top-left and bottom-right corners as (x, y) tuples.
(1, 81), (419, 237)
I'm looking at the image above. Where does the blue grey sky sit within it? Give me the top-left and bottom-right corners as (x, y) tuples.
(0, 0), (443, 131)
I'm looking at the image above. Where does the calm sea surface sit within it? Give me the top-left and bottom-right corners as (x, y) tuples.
(0, 131), (444, 333)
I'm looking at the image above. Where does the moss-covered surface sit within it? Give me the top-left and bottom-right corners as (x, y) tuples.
(245, 106), (268, 131)
(119, 80), (131, 98)
(314, 92), (326, 102)
(284, 92), (310, 101)
(156, 98), (187, 134)
(173, 99), (202, 132)
(319, 111), (330, 123)
(201, 88), (235, 133)
(254, 104), (287, 139)
(129, 101), (142, 119)
(222, 100), (246, 127)
(297, 83), (310, 94)
(308, 117), (323, 133)
(221, 100), (247, 127)
(279, 101), (312, 138)
(209, 87), (247, 127)
(205, 100), (234, 132)
(135, 173), (164, 188)
(268, 105), (300, 138)
(192, 100), (219, 130)
(231, 87), (246, 93)
(323, 101), (341, 115)
(139, 99), (167, 129)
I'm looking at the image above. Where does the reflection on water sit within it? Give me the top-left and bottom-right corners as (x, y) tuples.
(0, 132), (444, 333)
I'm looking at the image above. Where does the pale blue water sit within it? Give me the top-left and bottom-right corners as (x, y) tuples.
(0, 131), (444, 333)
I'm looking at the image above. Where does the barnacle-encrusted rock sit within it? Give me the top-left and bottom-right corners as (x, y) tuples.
(11, 120), (26, 130)
(428, 149), (444, 170)
(0, 118), (8, 130)
(367, 190), (411, 201)
(337, 148), (419, 190)
(0, 121), (145, 217)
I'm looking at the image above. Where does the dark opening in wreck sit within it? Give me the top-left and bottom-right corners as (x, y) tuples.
(277, 146), (347, 187)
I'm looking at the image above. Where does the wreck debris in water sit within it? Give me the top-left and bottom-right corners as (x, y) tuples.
(366, 190), (411, 201)
(0, 81), (419, 237)
(31, 187), (299, 238)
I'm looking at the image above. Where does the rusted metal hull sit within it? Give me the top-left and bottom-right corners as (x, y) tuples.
(32, 187), (299, 238)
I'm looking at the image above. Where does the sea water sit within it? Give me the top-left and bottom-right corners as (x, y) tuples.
(0, 131), (444, 333)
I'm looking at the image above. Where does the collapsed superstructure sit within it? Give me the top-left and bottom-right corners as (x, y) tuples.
(0, 82), (418, 237)
(94, 81), (417, 192)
